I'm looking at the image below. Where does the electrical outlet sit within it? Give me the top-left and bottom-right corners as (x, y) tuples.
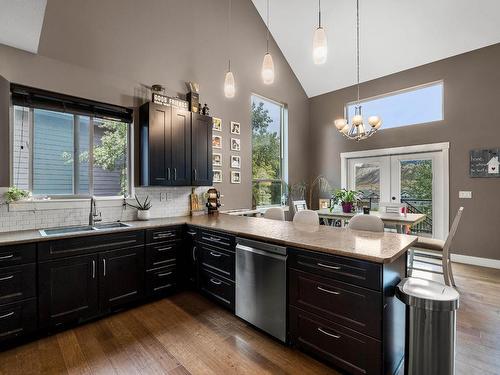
(166, 192), (172, 201)
(159, 192), (166, 202)
(459, 191), (472, 199)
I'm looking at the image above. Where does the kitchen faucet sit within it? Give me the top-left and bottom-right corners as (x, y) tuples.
(89, 196), (102, 226)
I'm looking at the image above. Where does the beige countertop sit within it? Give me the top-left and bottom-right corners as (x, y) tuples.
(0, 214), (417, 264)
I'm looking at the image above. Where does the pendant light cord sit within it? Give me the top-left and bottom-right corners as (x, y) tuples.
(356, 0), (360, 104)
(228, 0), (232, 71)
(266, 0), (270, 53)
(318, 0), (322, 27)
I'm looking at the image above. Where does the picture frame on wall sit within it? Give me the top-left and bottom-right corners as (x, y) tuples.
(213, 169), (222, 183)
(231, 170), (241, 184)
(231, 155), (241, 169)
(212, 135), (222, 149)
(230, 121), (241, 135)
(213, 153), (222, 167)
(213, 117), (222, 132)
(231, 138), (240, 151)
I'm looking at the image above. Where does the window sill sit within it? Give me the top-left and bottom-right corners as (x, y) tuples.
(7, 196), (131, 212)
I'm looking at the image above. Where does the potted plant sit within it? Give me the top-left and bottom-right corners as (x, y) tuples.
(4, 186), (31, 204)
(332, 189), (361, 213)
(127, 195), (152, 220)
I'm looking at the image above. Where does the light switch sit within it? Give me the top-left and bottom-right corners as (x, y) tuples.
(459, 191), (472, 199)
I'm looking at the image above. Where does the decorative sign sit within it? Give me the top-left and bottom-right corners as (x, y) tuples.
(152, 93), (189, 110)
(470, 148), (500, 177)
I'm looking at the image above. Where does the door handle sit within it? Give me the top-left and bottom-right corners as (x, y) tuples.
(167, 168), (171, 180)
(158, 271), (173, 278)
(210, 251), (222, 257)
(317, 262), (341, 271)
(173, 168), (177, 181)
(192, 246), (197, 261)
(317, 285), (341, 295)
(317, 327), (341, 339)
(193, 169), (197, 181)
(92, 260), (96, 279)
(103, 259), (106, 277)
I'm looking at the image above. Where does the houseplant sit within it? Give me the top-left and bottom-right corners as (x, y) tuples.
(127, 195), (152, 220)
(4, 186), (31, 204)
(332, 189), (361, 213)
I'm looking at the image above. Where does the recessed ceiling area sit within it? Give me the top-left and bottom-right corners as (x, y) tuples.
(0, 0), (47, 53)
(252, 0), (500, 97)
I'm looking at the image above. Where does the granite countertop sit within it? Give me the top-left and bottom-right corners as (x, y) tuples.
(0, 214), (417, 264)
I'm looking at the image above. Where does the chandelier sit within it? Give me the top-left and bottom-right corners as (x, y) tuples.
(334, 0), (382, 141)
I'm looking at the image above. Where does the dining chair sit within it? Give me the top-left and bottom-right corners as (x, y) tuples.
(292, 200), (307, 213)
(347, 214), (384, 232)
(263, 207), (285, 221)
(408, 207), (464, 287)
(293, 210), (319, 226)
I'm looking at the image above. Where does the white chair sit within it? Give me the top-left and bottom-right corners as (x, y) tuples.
(408, 207), (464, 287)
(263, 207), (285, 221)
(293, 210), (319, 226)
(348, 214), (384, 232)
(292, 200), (307, 213)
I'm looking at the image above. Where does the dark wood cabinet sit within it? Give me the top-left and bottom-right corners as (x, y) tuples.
(191, 113), (213, 186)
(39, 254), (99, 328)
(171, 107), (191, 186)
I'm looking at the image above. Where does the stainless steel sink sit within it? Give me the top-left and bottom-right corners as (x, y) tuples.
(40, 222), (131, 237)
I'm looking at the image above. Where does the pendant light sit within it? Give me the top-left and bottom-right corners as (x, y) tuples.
(224, 0), (236, 98)
(334, 0), (381, 141)
(313, 0), (327, 65)
(261, 0), (275, 85)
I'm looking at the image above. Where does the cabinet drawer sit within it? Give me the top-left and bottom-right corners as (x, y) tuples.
(289, 307), (381, 375)
(288, 248), (381, 291)
(0, 264), (36, 305)
(0, 298), (37, 343)
(146, 241), (179, 270)
(199, 268), (234, 311)
(198, 229), (235, 251)
(39, 231), (144, 260)
(146, 227), (183, 244)
(146, 265), (177, 297)
(199, 243), (234, 280)
(0, 243), (36, 267)
(289, 269), (382, 338)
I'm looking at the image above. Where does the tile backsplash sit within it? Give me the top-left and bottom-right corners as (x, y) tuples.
(0, 187), (208, 233)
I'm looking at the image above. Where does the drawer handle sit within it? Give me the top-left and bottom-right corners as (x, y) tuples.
(210, 251), (222, 257)
(155, 233), (175, 239)
(0, 254), (14, 260)
(318, 327), (341, 339)
(209, 236), (221, 242)
(317, 262), (341, 271)
(187, 231), (197, 236)
(157, 246), (173, 252)
(317, 285), (341, 295)
(0, 311), (14, 320)
(0, 275), (14, 282)
(158, 271), (173, 277)
(210, 278), (222, 285)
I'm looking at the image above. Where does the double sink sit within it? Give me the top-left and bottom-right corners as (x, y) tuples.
(39, 222), (131, 237)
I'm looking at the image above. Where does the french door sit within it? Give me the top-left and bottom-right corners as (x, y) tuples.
(346, 151), (446, 239)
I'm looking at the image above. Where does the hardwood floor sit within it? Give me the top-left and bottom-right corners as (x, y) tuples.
(0, 263), (499, 375)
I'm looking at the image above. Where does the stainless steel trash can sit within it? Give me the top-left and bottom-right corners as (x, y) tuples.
(396, 277), (460, 375)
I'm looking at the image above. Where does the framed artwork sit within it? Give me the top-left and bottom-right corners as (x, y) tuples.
(230, 138), (240, 151)
(212, 117), (222, 132)
(230, 121), (241, 135)
(319, 199), (330, 209)
(212, 135), (222, 149)
(213, 169), (222, 183)
(212, 153), (222, 167)
(231, 170), (241, 184)
(231, 155), (241, 169)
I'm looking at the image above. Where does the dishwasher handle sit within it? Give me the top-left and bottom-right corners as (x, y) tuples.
(236, 243), (287, 261)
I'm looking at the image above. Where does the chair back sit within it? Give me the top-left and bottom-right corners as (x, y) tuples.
(293, 210), (319, 226)
(442, 207), (464, 260)
(293, 200), (307, 213)
(348, 214), (384, 232)
(264, 207), (285, 221)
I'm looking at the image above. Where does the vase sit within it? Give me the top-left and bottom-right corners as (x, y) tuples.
(137, 210), (150, 221)
(342, 202), (353, 213)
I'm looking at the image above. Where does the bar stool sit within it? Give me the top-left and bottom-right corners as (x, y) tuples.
(293, 210), (319, 226)
(263, 207), (285, 221)
(347, 214), (384, 232)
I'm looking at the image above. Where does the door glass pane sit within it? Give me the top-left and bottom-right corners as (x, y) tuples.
(400, 159), (433, 236)
(354, 163), (380, 210)
(33, 109), (74, 195)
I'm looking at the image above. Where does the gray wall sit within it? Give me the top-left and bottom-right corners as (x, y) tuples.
(0, 0), (310, 210)
(310, 43), (500, 261)
(0, 75), (9, 187)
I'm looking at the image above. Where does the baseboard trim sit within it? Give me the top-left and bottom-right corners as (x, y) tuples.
(451, 254), (500, 269)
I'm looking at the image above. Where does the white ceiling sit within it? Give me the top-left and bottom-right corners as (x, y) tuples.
(0, 0), (47, 53)
(252, 0), (500, 97)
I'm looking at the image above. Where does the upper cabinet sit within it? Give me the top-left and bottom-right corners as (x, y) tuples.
(139, 102), (211, 186)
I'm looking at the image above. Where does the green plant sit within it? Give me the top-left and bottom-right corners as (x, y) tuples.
(126, 195), (152, 211)
(332, 189), (361, 207)
(4, 186), (30, 203)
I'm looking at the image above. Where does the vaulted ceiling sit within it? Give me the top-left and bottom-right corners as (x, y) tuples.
(252, 0), (500, 97)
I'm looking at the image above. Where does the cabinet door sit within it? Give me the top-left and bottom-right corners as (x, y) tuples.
(171, 108), (191, 186)
(149, 103), (172, 185)
(99, 246), (144, 312)
(191, 113), (213, 186)
(39, 254), (99, 328)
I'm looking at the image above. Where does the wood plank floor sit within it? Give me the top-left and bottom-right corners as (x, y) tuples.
(0, 262), (499, 375)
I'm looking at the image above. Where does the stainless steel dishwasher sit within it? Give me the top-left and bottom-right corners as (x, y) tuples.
(235, 237), (287, 342)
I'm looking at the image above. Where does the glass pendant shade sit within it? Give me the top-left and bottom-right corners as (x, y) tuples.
(313, 27), (327, 64)
(334, 118), (347, 130)
(224, 70), (235, 98)
(261, 53), (275, 85)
